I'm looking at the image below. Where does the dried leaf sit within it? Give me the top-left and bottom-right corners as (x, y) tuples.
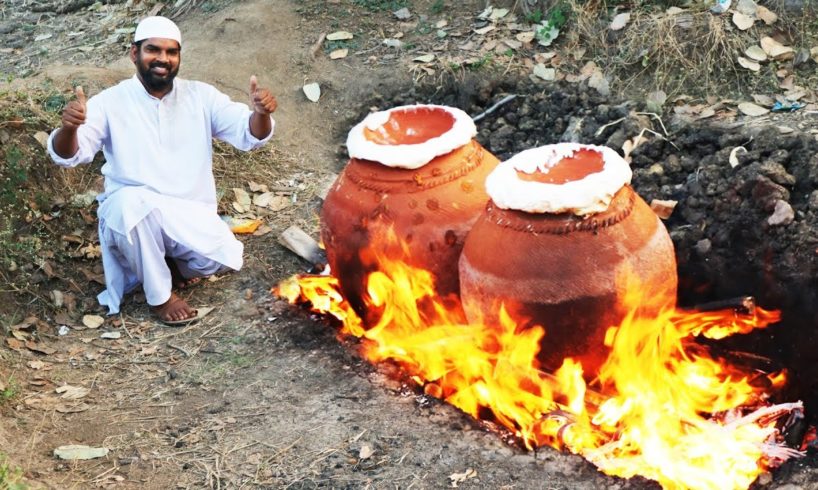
(233, 188), (252, 207)
(253, 192), (274, 208)
(474, 25), (495, 35)
(532, 64), (556, 81)
(140, 345), (159, 356)
(303, 82), (321, 102)
(752, 94), (775, 106)
(756, 5), (778, 24)
(610, 13), (630, 31)
(82, 314), (104, 329)
(737, 56), (760, 72)
(489, 7), (509, 20)
(761, 36), (794, 60)
(729, 146), (748, 168)
(268, 196), (291, 212)
(449, 468), (477, 487)
(53, 445), (108, 460)
(736, 0), (757, 15)
(27, 360), (47, 370)
(650, 199), (678, 219)
(359, 444), (374, 460)
(247, 181), (267, 193)
(737, 102), (770, 116)
(732, 12), (755, 30)
(26, 341), (56, 355)
(588, 70), (610, 96)
(413, 54), (435, 63)
(252, 224), (273, 237)
(516, 32), (535, 43)
(100, 332), (121, 340)
(33, 131), (49, 149)
(6, 338), (24, 351)
(55, 403), (90, 413)
(329, 48), (348, 59)
(56, 385), (89, 400)
(744, 45), (767, 62)
(326, 31), (353, 41)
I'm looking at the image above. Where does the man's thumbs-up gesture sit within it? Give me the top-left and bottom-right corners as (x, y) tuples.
(61, 86), (87, 131)
(249, 75), (277, 116)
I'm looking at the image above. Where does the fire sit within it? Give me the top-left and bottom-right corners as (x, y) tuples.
(274, 226), (802, 490)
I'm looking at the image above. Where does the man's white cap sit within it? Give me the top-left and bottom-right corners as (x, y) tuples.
(134, 16), (182, 45)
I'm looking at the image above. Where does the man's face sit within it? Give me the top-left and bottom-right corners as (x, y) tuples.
(131, 38), (181, 93)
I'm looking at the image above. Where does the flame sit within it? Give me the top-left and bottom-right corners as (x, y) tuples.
(273, 226), (801, 490)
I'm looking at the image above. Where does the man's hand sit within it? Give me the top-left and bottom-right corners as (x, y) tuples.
(53, 86), (87, 158)
(61, 86), (87, 130)
(249, 75), (277, 115)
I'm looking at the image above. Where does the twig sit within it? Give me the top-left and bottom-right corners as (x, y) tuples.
(472, 94), (518, 123)
(635, 111), (670, 136)
(594, 116), (627, 137)
(167, 343), (193, 357)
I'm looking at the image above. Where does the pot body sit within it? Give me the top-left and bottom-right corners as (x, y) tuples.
(321, 140), (500, 322)
(458, 185), (677, 375)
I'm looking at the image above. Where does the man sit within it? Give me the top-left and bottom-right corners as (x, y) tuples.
(48, 16), (277, 323)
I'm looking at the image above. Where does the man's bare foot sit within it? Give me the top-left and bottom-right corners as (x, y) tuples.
(152, 293), (196, 322)
(165, 257), (207, 289)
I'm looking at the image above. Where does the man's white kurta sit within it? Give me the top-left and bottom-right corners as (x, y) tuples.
(47, 76), (274, 314)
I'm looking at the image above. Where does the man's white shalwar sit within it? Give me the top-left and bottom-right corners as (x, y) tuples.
(47, 76), (273, 314)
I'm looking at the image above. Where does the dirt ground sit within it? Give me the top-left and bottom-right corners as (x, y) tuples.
(3, 0), (818, 488)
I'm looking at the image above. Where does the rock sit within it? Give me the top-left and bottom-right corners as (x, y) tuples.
(54, 445), (109, 460)
(808, 190), (818, 211)
(695, 239), (712, 255)
(759, 161), (796, 186)
(768, 200), (795, 226)
(750, 176), (790, 211)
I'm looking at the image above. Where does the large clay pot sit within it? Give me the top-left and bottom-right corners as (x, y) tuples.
(458, 144), (677, 375)
(321, 104), (500, 322)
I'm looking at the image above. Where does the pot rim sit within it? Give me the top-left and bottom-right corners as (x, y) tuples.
(346, 104), (476, 169)
(486, 143), (632, 216)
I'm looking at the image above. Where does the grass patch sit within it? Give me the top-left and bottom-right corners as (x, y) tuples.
(0, 454), (26, 490)
(352, 0), (407, 12)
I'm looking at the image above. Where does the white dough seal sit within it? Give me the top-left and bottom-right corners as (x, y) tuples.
(485, 143), (632, 216)
(346, 104), (476, 169)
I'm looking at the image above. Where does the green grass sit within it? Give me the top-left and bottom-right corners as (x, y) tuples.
(0, 377), (19, 405)
(0, 454), (26, 490)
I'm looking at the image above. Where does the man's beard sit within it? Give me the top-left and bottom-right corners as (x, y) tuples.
(136, 55), (179, 92)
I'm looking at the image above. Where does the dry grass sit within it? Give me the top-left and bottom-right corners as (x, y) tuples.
(563, 2), (788, 98)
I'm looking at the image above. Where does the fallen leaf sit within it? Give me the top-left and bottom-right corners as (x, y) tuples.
(744, 45), (767, 62)
(326, 31), (353, 41)
(53, 445), (108, 460)
(646, 90), (667, 112)
(588, 70), (610, 96)
(56, 385), (89, 400)
(100, 332), (121, 340)
(490, 7), (509, 20)
(393, 7), (411, 20)
(756, 5), (778, 24)
(449, 468), (477, 487)
(761, 36), (794, 60)
(436, 20), (448, 28)
(359, 444), (374, 460)
(26, 341), (56, 355)
(729, 146), (747, 168)
(268, 195), (291, 212)
(738, 102), (770, 116)
(252, 224), (273, 237)
(82, 314), (105, 329)
(330, 48), (348, 60)
(247, 181), (268, 193)
(140, 345), (159, 356)
(736, 0), (757, 15)
(510, 32), (533, 46)
(233, 188), (252, 208)
(6, 338), (24, 351)
(610, 12), (631, 31)
(55, 403), (90, 413)
(650, 199), (678, 219)
(751, 94), (774, 106)
(253, 192), (274, 208)
(303, 82), (321, 102)
(413, 54), (435, 63)
(732, 12), (755, 30)
(737, 56), (760, 72)
(27, 360), (47, 370)
(33, 131), (49, 149)
(474, 25), (495, 35)
(532, 64), (556, 81)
